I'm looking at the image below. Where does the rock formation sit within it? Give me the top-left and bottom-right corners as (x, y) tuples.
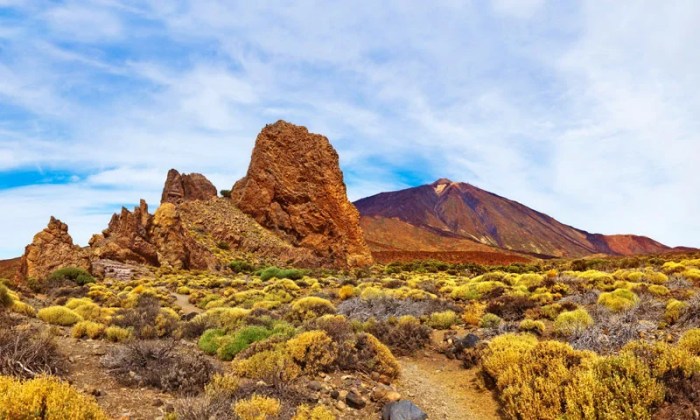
(161, 169), (217, 204)
(89, 200), (216, 270)
(17, 217), (90, 281)
(231, 120), (373, 268)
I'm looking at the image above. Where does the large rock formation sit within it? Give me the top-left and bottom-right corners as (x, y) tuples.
(89, 200), (216, 270)
(17, 217), (90, 281)
(231, 120), (373, 268)
(161, 169), (217, 204)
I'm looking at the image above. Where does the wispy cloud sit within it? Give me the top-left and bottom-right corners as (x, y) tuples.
(0, 0), (698, 258)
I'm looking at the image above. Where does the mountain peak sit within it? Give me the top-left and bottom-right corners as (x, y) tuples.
(432, 178), (455, 194)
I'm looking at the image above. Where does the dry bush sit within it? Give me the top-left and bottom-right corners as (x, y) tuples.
(365, 316), (432, 356)
(676, 293), (700, 327)
(338, 296), (458, 321)
(102, 340), (217, 395)
(112, 294), (178, 339)
(0, 327), (65, 379)
(485, 295), (537, 321)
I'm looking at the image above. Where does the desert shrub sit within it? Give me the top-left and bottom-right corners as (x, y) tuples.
(479, 313), (502, 329)
(646, 284), (669, 296)
(217, 326), (274, 361)
(621, 340), (700, 378)
(229, 260), (255, 274)
(366, 316), (432, 356)
(233, 394), (281, 420)
(488, 340), (594, 420)
(220, 189), (231, 198)
(65, 298), (111, 323)
(71, 320), (106, 339)
(678, 329), (700, 355)
(598, 289), (639, 312)
(518, 319), (545, 335)
(0, 328), (64, 379)
(337, 296), (456, 322)
(48, 266), (94, 285)
(427, 310), (458, 329)
(10, 300), (36, 317)
(193, 307), (251, 332)
(304, 314), (353, 344)
(286, 330), (337, 373)
(292, 404), (335, 420)
(351, 333), (400, 379)
(259, 266), (307, 281)
(102, 340), (217, 395)
(484, 295), (537, 321)
(289, 297), (336, 322)
(113, 294), (178, 338)
(37, 306), (83, 326)
(0, 375), (107, 419)
(462, 302), (486, 326)
(682, 268), (700, 282)
(199, 328), (227, 355)
(338, 285), (356, 300)
(554, 308), (594, 337)
(481, 333), (539, 381)
(104, 326), (131, 342)
(665, 299), (687, 324)
(263, 279), (301, 303)
(233, 348), (301, 384)
(564, 353), (665, 420)
(216, 241), (230, 250)
(0, 285), (13, 309)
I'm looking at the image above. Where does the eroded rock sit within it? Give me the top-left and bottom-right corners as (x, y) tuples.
(161, 169), (217, 204)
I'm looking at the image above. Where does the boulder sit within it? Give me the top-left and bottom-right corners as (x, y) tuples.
(382, 400), (428, 420)
(231, 120), (373, 268)
(161, 169), (217, 204)
(17, 217), (90, 282)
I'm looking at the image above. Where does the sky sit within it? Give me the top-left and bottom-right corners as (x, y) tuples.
(0, 1), (699, 258)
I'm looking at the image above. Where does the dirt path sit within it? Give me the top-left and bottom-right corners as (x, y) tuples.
(172, 293), (202, 315)
(396, 354), (502, 420)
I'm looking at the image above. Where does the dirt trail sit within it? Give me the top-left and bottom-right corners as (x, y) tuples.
(396, 354), (502, 420)
(172, 293), (202, 315)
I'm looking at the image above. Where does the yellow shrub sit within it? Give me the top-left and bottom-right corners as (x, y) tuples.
(682, 268), (700, 282)
(622, 340), (700, 378)
(37, 306), (84, 326)
(665, 299), (688, 324)
(495, 340), (594, 420)
(292, 404), (336, 420)
(289, 297), (336, 322)
(358, 333), (400, 379)
(646, 284), (669, 296)
(11, 300), (36, 317)
(0, 375), (107, 419)
(286, 330), (337, 373)
(516, 273), (544, 288)
(156, 308), (180, 337)
(233, 394), (281, 420)
(662, 261), (685, 274)
(233, 348), (301, 383)
(427, 310), (458, 329)
(338, 285), (356, 300)
(65, 298), (111, 323)
(359, 286), (383, 300)
(479, 313), (502, 329)
(193, 307), (250, 331)
(518, 319), (545, 335)
(481, 333), (538, 380)
(71, 321), (106, 339)
(564, 353), (664, 420)
(678, 329), (700, 356)
(205, 374), (240, 399)
(554, 308), (594, 336)
(104, 326), (132, 342)
(462, 302), (486, 326)
(176, 286), (191, 294)
(597, 289), (638, 312)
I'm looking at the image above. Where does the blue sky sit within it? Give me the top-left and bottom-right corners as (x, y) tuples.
(1, 0), (699, 258)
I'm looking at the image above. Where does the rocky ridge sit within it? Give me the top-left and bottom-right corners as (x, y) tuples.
(161, 169), (217, 204)
(231, 120), (373, 268)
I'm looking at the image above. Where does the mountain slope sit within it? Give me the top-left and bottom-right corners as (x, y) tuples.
(355, 179), (670, 258)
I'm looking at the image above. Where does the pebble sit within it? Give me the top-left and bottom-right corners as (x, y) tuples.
(346, 391), (367, 409)
(336, 401), (347, 411)
(308, 381), (323, 392)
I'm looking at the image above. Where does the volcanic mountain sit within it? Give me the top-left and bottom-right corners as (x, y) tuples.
(355, 178), (670, 259)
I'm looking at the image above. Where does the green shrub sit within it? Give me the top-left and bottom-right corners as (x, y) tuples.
(519, 319), (546, 335)
(48, 267), (94, 285)
(198, 328), (226, 355)
(228, 260), (255, 274)
(219, 189), (231, 198)
(554, 308), (594, 336)
(104, 326), (131, 342)
(480, 313), (502, 329)
(216, 326), (274, 361)
(37, 306), (83, 326)
(259, 266), (307, 281)
(216, 241), (230, 250)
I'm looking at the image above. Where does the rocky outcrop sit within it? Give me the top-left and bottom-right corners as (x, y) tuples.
(89, 200), (216, 270)
(161, 169), (217, 204)
(231, 120), (373, 268)
(17, 217), (90, 281)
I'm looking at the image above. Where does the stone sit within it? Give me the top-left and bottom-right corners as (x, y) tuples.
(345, 391), (367, 409)
(308, 381), (323, 392)
(231, 121), (373, 268)
(16, 217), (90, 283)
(381, 400), (428, 420)
(161, 169), (217, 204)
